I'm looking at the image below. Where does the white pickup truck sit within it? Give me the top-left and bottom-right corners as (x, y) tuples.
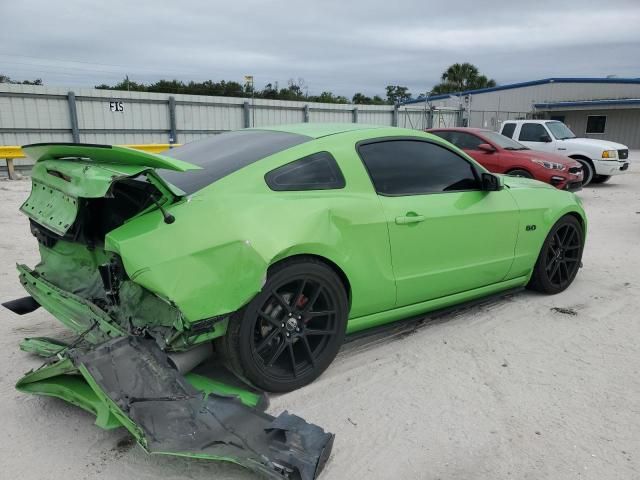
(499, 120), (629, 185)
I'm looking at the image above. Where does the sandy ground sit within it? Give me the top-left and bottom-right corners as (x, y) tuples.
(1, 157), (639, 480)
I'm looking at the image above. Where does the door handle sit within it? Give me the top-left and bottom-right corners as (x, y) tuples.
(395, 214), (425, 225)
(557, 147), (567, 151)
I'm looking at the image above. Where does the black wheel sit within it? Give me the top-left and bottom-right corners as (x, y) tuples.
(217, 257), (348, 392)
(591, 175), (611, 184)
(528, 215), (584, 294)
(574, 158), (594, 186)
(507, 169), (533, 179)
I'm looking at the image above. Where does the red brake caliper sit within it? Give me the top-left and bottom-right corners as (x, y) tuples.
(296, 295), (309, 323)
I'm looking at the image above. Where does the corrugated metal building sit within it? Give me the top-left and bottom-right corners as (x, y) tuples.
(403, 78), (640, 148)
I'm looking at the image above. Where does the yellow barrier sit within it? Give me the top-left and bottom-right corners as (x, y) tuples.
(0, 146), (26, 159)
(0, 144), (182, 179)
(119, 144), (182, 154)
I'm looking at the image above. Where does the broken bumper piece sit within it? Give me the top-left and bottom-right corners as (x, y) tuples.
(17, 336), (334, 479)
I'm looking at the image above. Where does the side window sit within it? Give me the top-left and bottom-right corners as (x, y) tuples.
(519, 123), (549, 142)
(448, 132), (484, 150)
(501, 123), (516, 138)
(358, 140), (480, 195)
(265, 151), (345, 191)
(586, 115), (606, 134)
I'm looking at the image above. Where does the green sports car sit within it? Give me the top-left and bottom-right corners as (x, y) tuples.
(6, 124), (586, 394)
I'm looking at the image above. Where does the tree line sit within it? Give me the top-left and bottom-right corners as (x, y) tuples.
(93, 77), (415, 105)
(1, 63), (495, 104)
(0, 74), (42, 85)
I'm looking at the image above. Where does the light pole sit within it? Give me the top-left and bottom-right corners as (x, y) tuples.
(244, 75), (255, 127)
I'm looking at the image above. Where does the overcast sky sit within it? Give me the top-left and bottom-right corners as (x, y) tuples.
(1, 0), (639, 97)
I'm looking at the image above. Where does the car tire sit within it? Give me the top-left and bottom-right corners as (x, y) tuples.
(574, 158), (594, 186)
(216, 257), (348, 392)
(507, 169), (533, 179)
(591, 175), (611, 184)
(527, 215), (584, 294)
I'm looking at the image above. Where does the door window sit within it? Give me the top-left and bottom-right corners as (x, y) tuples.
(518, 123), (549, 142)
(358, 140), (480, 195)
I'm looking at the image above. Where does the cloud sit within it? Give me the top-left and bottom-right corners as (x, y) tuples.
(364, 9), (640, 51)
(1, 0), (638, 97)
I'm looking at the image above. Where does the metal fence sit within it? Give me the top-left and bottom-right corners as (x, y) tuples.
(397, 106), (463, 130)
(0, 84), (467, 143)
(0, 84), (465, 176)
(466, 109), (532, 130)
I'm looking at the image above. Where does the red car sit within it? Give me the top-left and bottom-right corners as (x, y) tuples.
(428, 128), (583, 191)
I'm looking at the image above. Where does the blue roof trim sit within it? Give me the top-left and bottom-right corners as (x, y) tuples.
(401, 77), (640, 105)
(535, 98), (640, 109)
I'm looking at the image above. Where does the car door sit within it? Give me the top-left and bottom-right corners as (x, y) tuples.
(357, 138), (520, 307)
(517, 122), (556, 152)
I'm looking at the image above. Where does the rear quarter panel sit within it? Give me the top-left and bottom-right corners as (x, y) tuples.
(105, 133), (397, 323)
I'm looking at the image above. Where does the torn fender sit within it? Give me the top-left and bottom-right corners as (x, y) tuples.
(18, 336), (334, 479)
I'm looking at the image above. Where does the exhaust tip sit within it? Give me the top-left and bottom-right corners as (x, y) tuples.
(167, 342), (213, 374)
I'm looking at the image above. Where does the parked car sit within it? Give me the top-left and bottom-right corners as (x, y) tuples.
(499, 119), (629, 185)
(428, 127), (583, 191)
(4, 125), (587, 394)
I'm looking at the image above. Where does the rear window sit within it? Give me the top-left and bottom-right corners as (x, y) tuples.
(265, 152), (345, 191)
(431, 131), (453, 143)
(160, 130), (311, 194)
(501, 123), (516, 138)
(432, 131), (483, 150)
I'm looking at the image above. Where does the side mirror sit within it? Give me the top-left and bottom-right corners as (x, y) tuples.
(481, 172), (503, 191)
(540, 134), (552, 143)
(477, 143), (495, 153)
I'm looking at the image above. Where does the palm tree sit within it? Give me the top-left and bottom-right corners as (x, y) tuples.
(431, 63), (496, 95)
